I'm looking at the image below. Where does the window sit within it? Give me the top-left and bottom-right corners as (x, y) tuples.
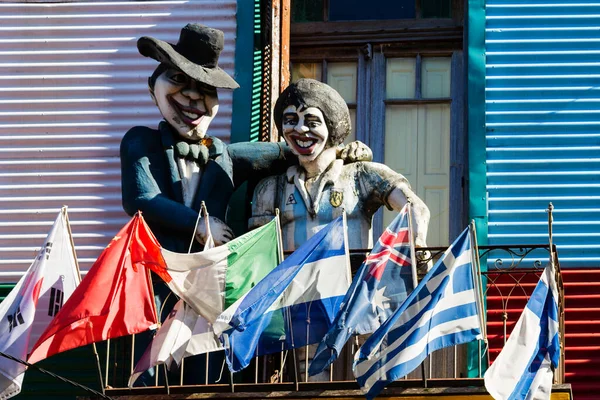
(289, 0), (465, 246)
(291, 61), (357, 144)
(383, 57), (452, 246)
(290, 55), (456, 247)
(292, 0), (452, 22)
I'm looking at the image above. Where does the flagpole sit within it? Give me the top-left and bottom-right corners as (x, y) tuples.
(276, 209), (300, 390)
(205, 353), (210, 384)
(62, 206), (106, 394)
(181, 203), (208, 387)
(163, 364), (170, 394)
(130, 334), (136, 379)
(547, 202), (562, 382)
(338, 209), (353, 383)
(406, 203), (419, 291)
(105, 339), (110, 388)
(275, 209), (284, 265)
(406, 203), (427, 387)
(547, 202), (554, 255)
(142, 212), (164, 390)
(120, 212), (146, 388)
(229, 336), (235, 393)
(189, 201), (206, 253)
(547, 203), (556, 280)
(287, 303), (299, 391)
(255, 347), (259, 384)
(470, 220), (488, 375)
(182, 201), (211, 386)
(147, 267), (165, 390)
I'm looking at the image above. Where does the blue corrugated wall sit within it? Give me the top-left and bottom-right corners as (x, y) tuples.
(485, 0), (600, 268)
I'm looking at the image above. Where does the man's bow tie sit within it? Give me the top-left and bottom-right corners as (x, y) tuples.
(174, 141), (210, 165)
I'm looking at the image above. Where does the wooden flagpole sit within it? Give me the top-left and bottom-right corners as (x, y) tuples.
(276, 209), (300, 389)
(470, 220), (488, 375)
(140, 211), (164, 390)
(179, 203), (208, 386)
(62, 206), (106, 393)
(406, 203), (427, 386)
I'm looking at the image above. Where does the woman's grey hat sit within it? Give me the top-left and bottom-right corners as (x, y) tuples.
(137, 23), (239, 89)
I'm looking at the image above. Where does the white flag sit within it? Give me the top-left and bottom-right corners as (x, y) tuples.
(128, 299), (222, 387)
(0, 210), (80, 399)
(129, 216), (222, 387)
(484, 263), (560, 400)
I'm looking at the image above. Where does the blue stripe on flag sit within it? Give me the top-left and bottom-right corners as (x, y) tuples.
(526, 279), (550, 319)
(453, 263), (476, 293)
(508, 280), (559, 400)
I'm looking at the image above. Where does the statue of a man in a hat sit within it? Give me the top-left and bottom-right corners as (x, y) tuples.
(120, 24), (371, 254)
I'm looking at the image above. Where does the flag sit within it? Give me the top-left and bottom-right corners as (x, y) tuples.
(129, 213), (228, 387)
(484, 263), (560, 400)
(353, 226), (484, 400)
(128, 299), (221, 386)
(310, 204), (415, 376)
(213, 216), (351, 373)
(138, 218), (280, 324)
(28, 213), (159, 364)
(0, 210), (80, 399)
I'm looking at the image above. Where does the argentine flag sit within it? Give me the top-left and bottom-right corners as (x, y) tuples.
(213, 216), (351, 373)
(484, 262), (560, 400)
(353, 226), (485, 400)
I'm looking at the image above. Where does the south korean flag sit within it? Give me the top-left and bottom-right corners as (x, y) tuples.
(0, 209), (80, 399)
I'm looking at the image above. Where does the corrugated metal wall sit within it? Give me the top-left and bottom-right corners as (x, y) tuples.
(0, 0), (237, 281)
(485, 0), (600, 268)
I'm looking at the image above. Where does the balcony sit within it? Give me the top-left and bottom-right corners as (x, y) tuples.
(82, 244), (571, 400)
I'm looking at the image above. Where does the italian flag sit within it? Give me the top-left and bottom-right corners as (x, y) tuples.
(135, 218), (281, 324)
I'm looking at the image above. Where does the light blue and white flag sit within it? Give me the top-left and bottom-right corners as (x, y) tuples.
(353, 226), (484, 400)
(213, 216), (351, 373)
(484, 262), (560, 400)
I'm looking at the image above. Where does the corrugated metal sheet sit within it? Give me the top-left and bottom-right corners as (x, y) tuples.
(0, 0), (237, 281)
(485, 0), (600, 268)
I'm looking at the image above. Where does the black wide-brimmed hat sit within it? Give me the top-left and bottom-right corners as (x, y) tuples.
(137, 23), (239, 89)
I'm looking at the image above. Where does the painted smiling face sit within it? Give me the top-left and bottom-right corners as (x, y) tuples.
(282, 105), (329, 162)
(153, 68), (219, 141)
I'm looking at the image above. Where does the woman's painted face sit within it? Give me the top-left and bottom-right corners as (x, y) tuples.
(282, 105), (329, 162)
(153, 68), (219, 141)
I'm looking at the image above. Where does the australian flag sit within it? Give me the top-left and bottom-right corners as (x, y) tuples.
(309, 204), (416, 376)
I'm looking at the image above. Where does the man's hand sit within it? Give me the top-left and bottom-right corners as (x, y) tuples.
(338, 141), (373, 163)
(196, 216), (235, 246)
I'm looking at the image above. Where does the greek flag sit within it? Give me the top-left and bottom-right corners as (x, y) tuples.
(484, 263), (560, 400)
(353, 226), (484, 400)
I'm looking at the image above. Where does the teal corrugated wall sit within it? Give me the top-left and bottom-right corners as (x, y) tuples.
(485, 0), (600, 268)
